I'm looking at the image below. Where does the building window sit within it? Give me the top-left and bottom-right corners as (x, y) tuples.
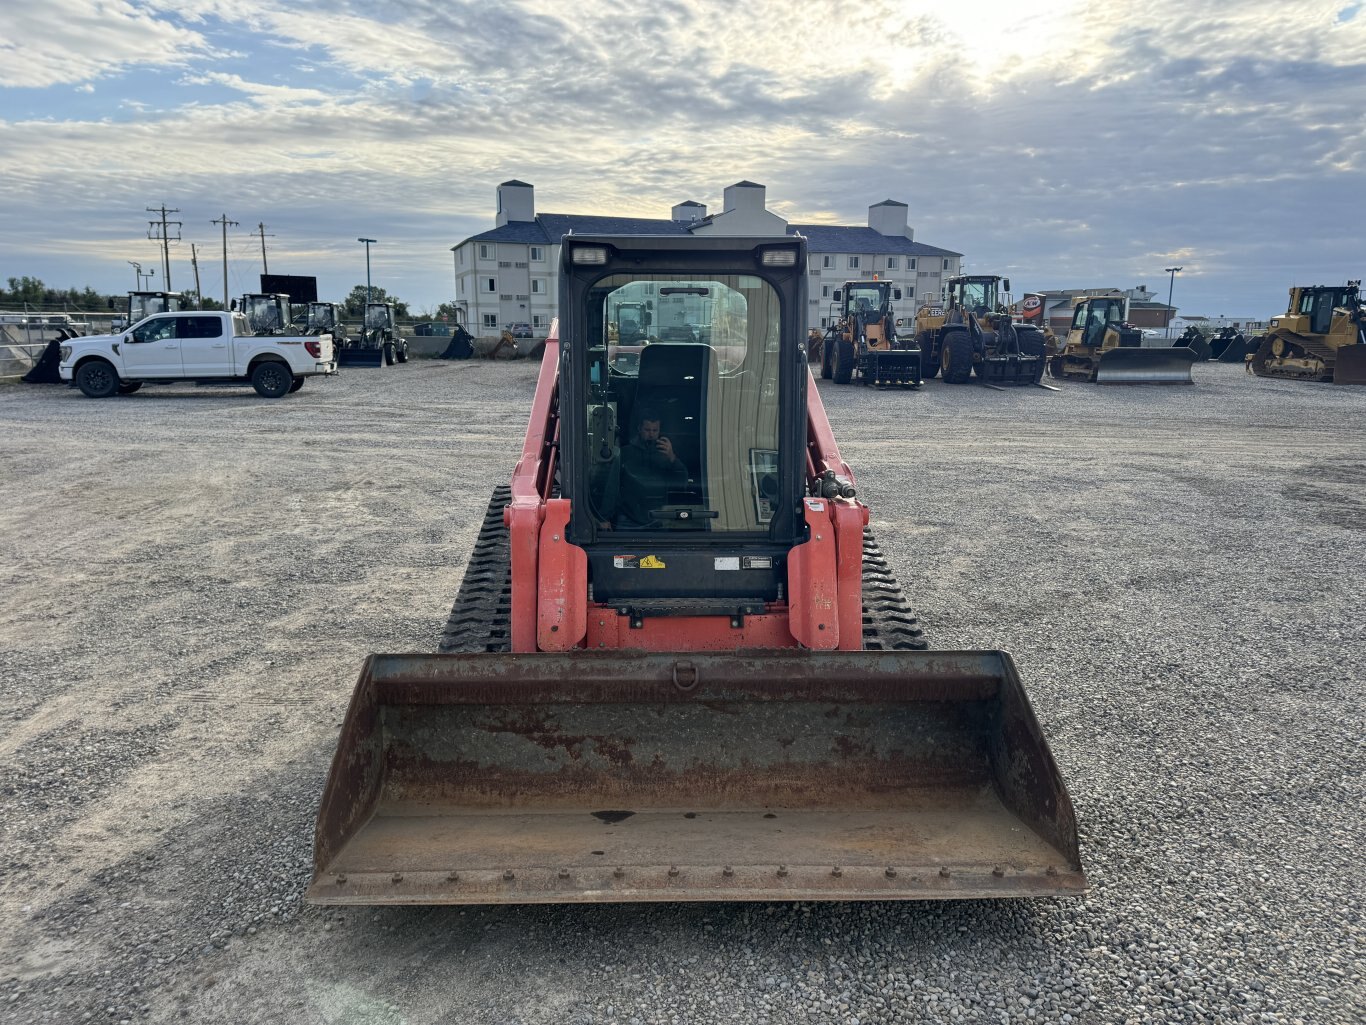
(530, 246), (544, 261)
(848, 256), (860, 269)
(822, 255), (833, 268)
(821, 285), (830, 298)
(943, 259), (951, 271)
(482, 313), (498, 329)
(820, 317), (828, 328)
(531, 279), (544, 294)
(906, 288), (915, 301)
(484, 277), (497, 292)
(886, 257), (899, 270)
(909, 258), (916, 270)
(479, 244), (490, 259)
(458, 249), (464, 265)
(458, 278), (465, 295)
(533, 314), (546, 328)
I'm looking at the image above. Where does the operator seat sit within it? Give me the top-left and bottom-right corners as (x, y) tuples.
(628, 343), (717, 479)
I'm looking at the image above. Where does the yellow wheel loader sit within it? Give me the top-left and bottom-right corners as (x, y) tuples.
(1247, 281), (1366, 385)
(1050, 296), (1197, 384)
(914, 275), (1047, 386)
(307, 235), (1084, 907)
(819, 279), (921, 386)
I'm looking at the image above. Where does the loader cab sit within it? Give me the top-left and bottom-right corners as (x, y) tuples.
(236, 293), (291, 335)
(559, 235), (808, 611)
(946, 276), (1005, 317)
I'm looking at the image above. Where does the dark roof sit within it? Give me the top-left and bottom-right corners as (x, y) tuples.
(538, 213), (691, 243)
(456, 214), (961, 257)
(500, 179), (532, 188)
(674, 200), (704, 208)
(790, 224), (961, 258)
(730, 180), (764, 188)
(871, 199), (907, 208)
(462, 220), (550, 245)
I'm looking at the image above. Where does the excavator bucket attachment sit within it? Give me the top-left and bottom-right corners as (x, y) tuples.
(1333, 345), (1366, 385)
(308, 650), (1084, 905)
(1095, 346), (1197, 384)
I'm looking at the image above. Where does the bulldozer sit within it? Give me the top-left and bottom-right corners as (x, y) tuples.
(1247, 281), (1366, 385)
(307, 235), (1084, 906)
(819, 279), (921, 386)
(914, 275), (1047, 385)
(1051, 296), (1198, 384)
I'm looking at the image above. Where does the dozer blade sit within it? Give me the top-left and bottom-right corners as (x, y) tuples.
(1095, 346), (1197, 384)
(308, 651), (1084, 905)
(337, 348), (385, 368)
(1333, 345), (1366, 385)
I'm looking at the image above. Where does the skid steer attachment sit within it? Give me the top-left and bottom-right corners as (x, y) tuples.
(308, 651), (1083, 905)
(1095, 345), (1197, 384)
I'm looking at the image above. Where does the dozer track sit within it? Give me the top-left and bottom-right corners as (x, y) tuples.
(439, 487), (929, 654)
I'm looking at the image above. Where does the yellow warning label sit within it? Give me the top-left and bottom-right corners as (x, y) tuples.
(639, 555), (667, 569)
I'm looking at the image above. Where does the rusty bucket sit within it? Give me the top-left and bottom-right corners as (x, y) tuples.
(307, 651), (1084, 905)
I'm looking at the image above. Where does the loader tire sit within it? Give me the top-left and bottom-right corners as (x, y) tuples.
(439, 485), (513, 653)
(820, 332), (835, 379)
(383, 342), (396, 366)
(832, 338), (855, 384)
(860, 527), (929, 650)
(940, 329), (974, 384)
(918, 332), (940, 379)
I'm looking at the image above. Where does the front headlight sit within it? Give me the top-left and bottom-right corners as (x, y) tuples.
(60, 345), (72, 362)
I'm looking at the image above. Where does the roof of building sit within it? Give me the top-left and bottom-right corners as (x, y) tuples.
(730, 180), (764, 188)
(674, 200), (705, 208)
(790, 224), (961, 258)
(456, 214), (962, 258)
(500, 179), (533, 188)
(871, 199), (908, 208)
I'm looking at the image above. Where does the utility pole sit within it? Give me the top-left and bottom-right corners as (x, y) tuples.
(358, 238), (377, 304)
(212, 214), (239, 308)
(146, 204), (182, 291)
(255, 222), (274, 275)
(1164, 266), (1183, 338)
(190, 243), (203, 307)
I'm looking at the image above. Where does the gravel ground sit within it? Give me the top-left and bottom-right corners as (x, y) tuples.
(0, 359), (1362, 1025)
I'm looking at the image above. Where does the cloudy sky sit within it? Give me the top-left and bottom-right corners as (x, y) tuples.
(2, 0), (1363, 317)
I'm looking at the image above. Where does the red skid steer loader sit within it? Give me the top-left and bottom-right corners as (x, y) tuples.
(308, 235), (1084, 905)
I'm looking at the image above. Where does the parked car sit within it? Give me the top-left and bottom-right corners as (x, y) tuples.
(506, 322), (533, 338)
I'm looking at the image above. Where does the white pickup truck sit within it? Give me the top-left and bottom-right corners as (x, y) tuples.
(59, 310), (337, 398)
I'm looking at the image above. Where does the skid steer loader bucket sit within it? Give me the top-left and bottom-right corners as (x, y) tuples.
(1333, 345), (1366, 385)
(1096, 346), (1197, 384)
(308, 650), (1084, 905)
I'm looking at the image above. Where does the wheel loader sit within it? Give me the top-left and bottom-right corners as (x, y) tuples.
(307, 235), (1084, 906)
(1051, 296), (1198, 384)
(819, 279), (921, 386)
(914, 275), (1047, 385)
(1247, 281), (1366, 385)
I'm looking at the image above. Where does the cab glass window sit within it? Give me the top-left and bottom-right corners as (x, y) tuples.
(131, 317), (177, 343)
(581, 274), (782, 535)
(180, 315), (224, 339)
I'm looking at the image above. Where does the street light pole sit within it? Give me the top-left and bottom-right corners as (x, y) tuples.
(1164, 266), (1182, 338)
(358, 238), (377, 305)
(128, 261), (142, 288)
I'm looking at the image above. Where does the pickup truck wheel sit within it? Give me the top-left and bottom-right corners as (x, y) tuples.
(288, 377), (305, 393)
(117, 382), (142, 395)
(76, 360), (119, 398)
(251, 361), (293, 398)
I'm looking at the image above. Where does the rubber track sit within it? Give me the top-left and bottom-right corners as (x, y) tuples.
(438, 487), (929, 652)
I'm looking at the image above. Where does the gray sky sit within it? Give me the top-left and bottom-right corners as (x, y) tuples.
(2, 0), (1363, 317)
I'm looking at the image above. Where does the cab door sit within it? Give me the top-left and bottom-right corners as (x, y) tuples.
(122, 315), (183, 376)
(178, 314), (231, 376)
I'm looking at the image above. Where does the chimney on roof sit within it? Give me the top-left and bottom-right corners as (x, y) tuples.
(722, 181), (765, 215)
(496, 180), (534, 227)
(671, 200), (707, 222)
(869, 199), (910, 239)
